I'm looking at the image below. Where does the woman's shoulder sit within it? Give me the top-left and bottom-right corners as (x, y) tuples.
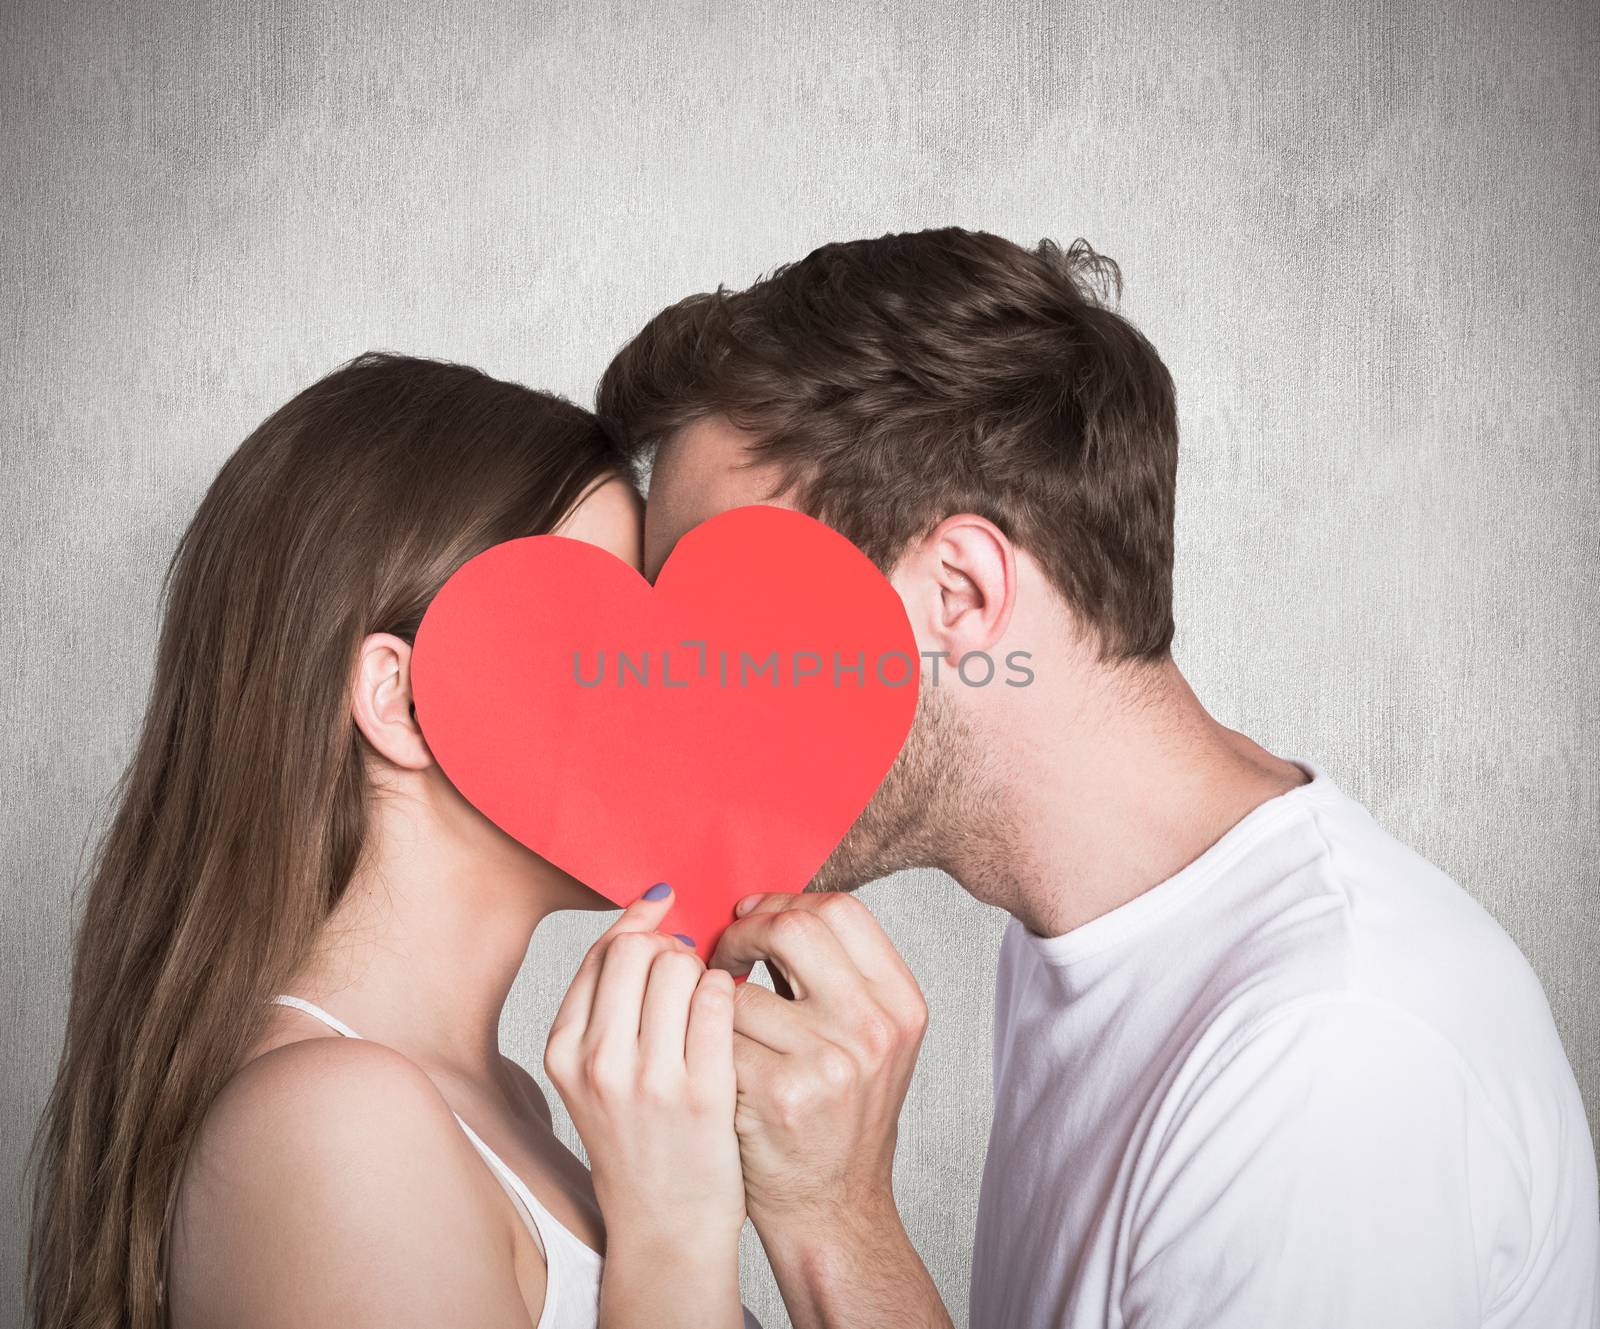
(168, 1036), (535, 1326)
(198, 1033), (465, 1165)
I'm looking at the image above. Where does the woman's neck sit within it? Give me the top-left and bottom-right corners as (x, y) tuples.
(288, 784), (559, 1083)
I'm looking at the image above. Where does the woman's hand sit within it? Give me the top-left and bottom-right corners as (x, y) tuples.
(544, 883), (745, 1329)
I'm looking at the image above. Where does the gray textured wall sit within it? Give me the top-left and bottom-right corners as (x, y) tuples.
(3, 1), (1596, 1325)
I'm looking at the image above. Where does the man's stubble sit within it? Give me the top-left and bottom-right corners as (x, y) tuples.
(809, 679), (1016, 897)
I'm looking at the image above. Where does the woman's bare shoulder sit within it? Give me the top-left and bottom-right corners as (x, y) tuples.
(191, 1034), (462, 1169)
(169, 1036), (536, 1328)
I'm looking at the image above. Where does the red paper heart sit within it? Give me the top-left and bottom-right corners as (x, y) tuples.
(410, 505), (919, 958)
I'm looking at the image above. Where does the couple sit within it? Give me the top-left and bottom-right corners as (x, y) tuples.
(30, 229), (1599, 1329)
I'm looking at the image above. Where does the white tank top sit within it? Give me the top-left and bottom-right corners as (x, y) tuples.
(270, 994), (603, 1329)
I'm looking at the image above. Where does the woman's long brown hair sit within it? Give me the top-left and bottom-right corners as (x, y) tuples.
(27, 353), (627, 1329)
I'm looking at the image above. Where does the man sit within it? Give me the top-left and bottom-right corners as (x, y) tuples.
(596, 229), (1600, 1327)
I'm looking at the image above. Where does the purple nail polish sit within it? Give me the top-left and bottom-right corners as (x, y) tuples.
(673, 933), (695, 947)
(642, 882), (671, 901)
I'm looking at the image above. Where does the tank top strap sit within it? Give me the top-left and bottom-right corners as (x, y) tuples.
(269, 992), (363, 1038)
(452, 1113), (580, 1260)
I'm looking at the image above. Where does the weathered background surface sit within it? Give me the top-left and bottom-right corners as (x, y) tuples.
(3, 1), (1596, 1324)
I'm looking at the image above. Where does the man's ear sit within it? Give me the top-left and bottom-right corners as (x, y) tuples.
(350, 633), (432, 770)
(891, 515), (1017, 659)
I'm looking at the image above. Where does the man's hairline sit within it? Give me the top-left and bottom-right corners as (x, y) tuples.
(645, 416), (1172, 670)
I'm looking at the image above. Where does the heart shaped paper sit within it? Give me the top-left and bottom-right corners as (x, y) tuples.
(410, 505), (919, 958)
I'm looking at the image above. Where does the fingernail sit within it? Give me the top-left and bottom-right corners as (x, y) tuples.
(642, 882), (671, 901)
(673, 933), (695, 947)
(734, 895), (759, 917)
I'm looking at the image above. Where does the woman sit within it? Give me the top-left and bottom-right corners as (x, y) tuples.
(28, 354), (753, 1329)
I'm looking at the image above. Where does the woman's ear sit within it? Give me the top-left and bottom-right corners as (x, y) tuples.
(891, 514), (1018, 661)
(350, 633), (432, 770)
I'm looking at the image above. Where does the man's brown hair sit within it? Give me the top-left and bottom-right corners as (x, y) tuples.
(597, 227), (1179, 660)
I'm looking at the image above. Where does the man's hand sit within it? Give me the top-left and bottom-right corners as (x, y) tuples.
(711, 892), (952, 1329)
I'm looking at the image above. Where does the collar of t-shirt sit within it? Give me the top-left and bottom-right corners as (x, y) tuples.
(1012, 759), (1333, 981)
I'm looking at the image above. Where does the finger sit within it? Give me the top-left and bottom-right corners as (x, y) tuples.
(734, 891), (915, 989)
(588, 929), (677, 1047)
(709, 905), (856, 1001)
(607, 880), (678, 936)
(686, 969), (736, 1086)
(731, 1029), (785, 1105)
(730, 977), (807, 1053)
(549, 882), (676, 1038)
(638, 946), (704, 1064)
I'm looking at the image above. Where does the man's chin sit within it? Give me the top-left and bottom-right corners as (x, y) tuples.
(803, 873), (866, 895)
(805, 848), (901, 895)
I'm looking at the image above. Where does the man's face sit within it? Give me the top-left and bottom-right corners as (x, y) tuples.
(644, 417), (1002, 893)
(641, 416), (791, 581)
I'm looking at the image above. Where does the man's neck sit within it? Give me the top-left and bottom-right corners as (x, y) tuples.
(951, 659), (1307, 940)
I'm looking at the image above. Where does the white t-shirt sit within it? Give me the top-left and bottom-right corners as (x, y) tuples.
(970, 766), (1599, 1329)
